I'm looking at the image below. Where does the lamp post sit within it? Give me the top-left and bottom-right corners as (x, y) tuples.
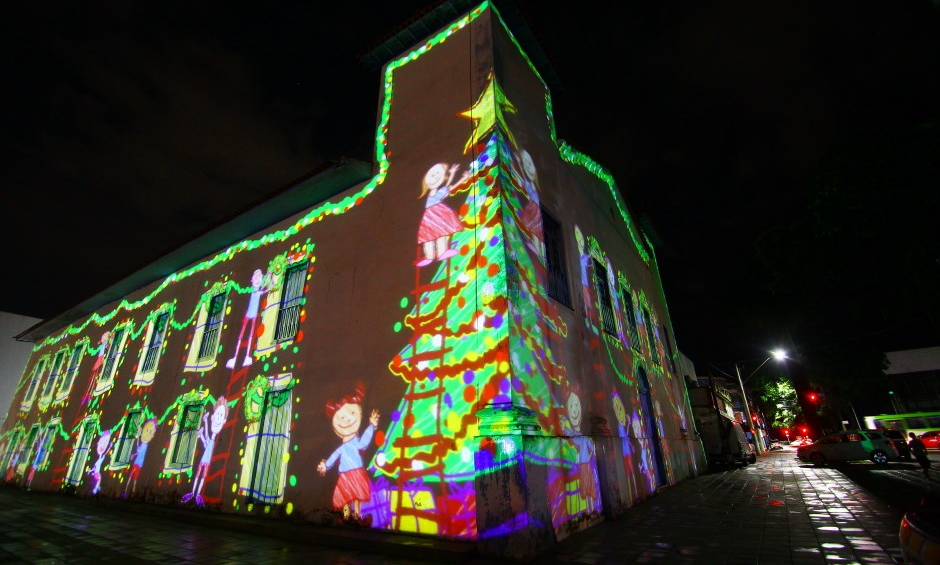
(734, 349), (787, 456)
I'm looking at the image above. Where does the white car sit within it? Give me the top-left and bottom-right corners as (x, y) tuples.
(796, 430), (898, 466)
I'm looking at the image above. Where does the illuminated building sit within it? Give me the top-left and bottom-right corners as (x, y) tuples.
(1, 2), (706, 559)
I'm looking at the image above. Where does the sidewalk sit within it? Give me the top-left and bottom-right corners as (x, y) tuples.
(0, 450), (914, 563)
(544, 449), (906, 564)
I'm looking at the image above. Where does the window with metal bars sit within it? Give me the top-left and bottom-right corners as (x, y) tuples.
(21, 425), (41, 468)
(592, 258), (617, 335)
(66, 419), (96, 486)
(274, 263), (307, 342)
(23, 358), (47, 405)
(643, 307), (660, 364)
(171, 404), (202, 466)
(542, 210), (571, 307)
(112, 411), (142, 466)
(1, 429), (24, 474)
(58, 347), (83, 399)
(246, 387), (292, 503)
(620, 285), (640, 350)
(36, 423), (57, 469)
(41, 351), (66, 401)
(197, 294), (225, 360)
(100, 328), (126, 385)
(142, 312), (169, 373)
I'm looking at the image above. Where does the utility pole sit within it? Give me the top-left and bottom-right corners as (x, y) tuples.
(735, 364), (763, 454)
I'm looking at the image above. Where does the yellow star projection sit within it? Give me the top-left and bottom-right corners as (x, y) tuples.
(459, 73), (517, 153)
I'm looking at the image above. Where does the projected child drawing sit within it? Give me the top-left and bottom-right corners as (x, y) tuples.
(124, 419), (156, 498)
(317, 383), (379, 519)
(512, 149), (543, 257)
(566, 385), (598, 513)
(611, 391), (639, 502)
(226, 269), (270, 369)
(416, 163), (467, 267)
(182, 397), (228, 505)
(89, 430), (112, 495)
(82, 332), (110, 405)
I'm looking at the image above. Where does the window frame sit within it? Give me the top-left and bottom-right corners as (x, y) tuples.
(56, 343), (85, 404)
(141, 311), (170, 374)
(592, 258), (617, 335)
(94, 327), (128, 396)
(642, 307), (661, 365)
(541, 209), (571, 307)
(39, 350), (67, 408)
(65, 417), (98, 486)
(197, 294), (226, 361)
(21, 357), (49, 412)
(620, 284), (640, 351)
(273, 262), (307, 343)
(111, 410), (143, 468)
(170, 403), (203, 468)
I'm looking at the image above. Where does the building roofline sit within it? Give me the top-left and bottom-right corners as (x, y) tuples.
(359, 0), (563, 93)
(17, 159), (372, 343)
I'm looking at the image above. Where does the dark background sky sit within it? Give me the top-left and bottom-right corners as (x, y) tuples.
(2, 0), (938, 376)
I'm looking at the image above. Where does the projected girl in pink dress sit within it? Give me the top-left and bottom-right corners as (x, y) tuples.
(317, 383), (380, 519)
(416, 163), (466, 267)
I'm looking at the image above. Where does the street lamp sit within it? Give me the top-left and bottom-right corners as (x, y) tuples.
(735, 349), (788, 455)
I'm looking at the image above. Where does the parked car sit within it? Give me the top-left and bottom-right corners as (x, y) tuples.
(900, 496), (940, 564)
(921, 431), (940, 449)
(797, 430), (898, 466)
(879, 429), (912, 460)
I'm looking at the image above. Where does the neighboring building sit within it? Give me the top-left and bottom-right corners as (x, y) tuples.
(0, 312), (42, 430)
(885, 346), (940, 413)
(0, 3), (703, 559)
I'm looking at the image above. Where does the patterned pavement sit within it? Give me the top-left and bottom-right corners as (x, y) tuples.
(0, 449), (932, 564)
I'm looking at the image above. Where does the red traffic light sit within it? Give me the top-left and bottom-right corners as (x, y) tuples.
(800, 426), (808, 434)
(751, 414), (758, 421)
(808, 392), (818, 403)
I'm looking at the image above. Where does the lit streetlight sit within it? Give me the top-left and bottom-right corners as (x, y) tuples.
(735, 349), (788, 455)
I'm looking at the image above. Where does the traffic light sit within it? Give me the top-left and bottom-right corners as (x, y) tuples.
(807, 392), (818, 403)
(751, 413), (758, 422)
(799, 426), (808, 434)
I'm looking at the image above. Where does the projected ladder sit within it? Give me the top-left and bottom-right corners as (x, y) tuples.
(200, 334), (254, 506)
(389, 251), (458, 534)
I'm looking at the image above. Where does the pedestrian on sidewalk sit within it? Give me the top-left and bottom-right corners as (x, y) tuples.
(909, 432), (931, 478)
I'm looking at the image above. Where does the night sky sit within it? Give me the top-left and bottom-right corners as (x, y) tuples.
(2, 0), (938, 373)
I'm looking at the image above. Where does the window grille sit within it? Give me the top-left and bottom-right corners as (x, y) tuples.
(643, 307), (660, 364)
(66, 420), (96, 486)
(41, 351), (66, 400)
(100, 328), (126, 384)
(142, 312), (169, 372)
(274, 263), (307, 342)
(542, 210), (571, 307)
(58, 347), (83, 398)
(621, 286), (640, 350)
(197, 294), (225, 360)
(171, 404), (202, 466)
(246, 388), (292, 503)
(23, 359), (47, 403)
(592, 259), (617, 334)
(113, 411), (142, 466)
